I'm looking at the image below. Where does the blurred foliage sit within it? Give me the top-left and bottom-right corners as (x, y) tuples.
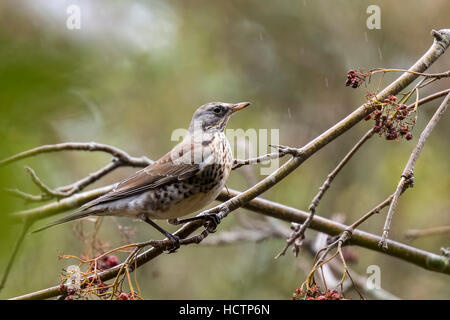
(0, 0), (449, 299)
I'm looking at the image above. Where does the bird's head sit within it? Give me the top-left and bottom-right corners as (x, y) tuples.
(189, 102), (250, 133)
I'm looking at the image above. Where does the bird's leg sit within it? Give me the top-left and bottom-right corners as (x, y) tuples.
(168, 213), (221, 233)
(144, 218), (180, 253)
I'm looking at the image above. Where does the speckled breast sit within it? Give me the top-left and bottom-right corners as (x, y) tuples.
(139, 132), (233, 219)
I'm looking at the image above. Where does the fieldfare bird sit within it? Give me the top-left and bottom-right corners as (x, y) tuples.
(34, 102), (251, 252)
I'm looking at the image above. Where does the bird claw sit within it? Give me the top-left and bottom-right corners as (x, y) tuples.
(203, 213), (221, 233)
(165, 235), (180, 254)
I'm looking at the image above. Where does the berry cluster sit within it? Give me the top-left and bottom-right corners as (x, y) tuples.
(365, 95), (415, 141)
(292, 286), (345, 300)
(85, 275), (109, 294)
(345, 70), (365, 88)
(59, 274), (137, 300)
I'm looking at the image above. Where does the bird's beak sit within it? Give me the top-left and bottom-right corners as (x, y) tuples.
(231, 102), (251, 113)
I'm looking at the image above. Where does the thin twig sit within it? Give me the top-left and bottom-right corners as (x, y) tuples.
(406, 88), (450, 108)
(10, 161), (123, 202)
(275, 129), (375, 259)
(4, 188), (50, 202)
(0, 142), (150, 167)
(232, 151), (287, 169)
(367, 68), (450, 79)
(347, 196), (393, 230)
(379, 92), (450, 249)
(304, 195), (394, 286)
(405, 225), (450, 240)
(0, 222), (31, 291)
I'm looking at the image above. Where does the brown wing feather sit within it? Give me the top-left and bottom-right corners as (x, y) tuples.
(81, 141), (208, 209)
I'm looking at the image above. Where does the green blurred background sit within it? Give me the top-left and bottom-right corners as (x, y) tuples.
(0, 0), (449, 299)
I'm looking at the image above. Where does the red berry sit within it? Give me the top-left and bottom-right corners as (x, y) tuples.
(331, 292), (341, 300)
(118, 292), (129, 300)
(105, 255), (119, 268)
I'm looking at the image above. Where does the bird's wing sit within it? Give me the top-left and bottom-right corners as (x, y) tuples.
(81, 141), (212, 209)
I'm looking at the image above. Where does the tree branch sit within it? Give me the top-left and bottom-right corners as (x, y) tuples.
(10, 187), (450, 300)
(1, 143), (152, 205)
(0, 142), (151, 167)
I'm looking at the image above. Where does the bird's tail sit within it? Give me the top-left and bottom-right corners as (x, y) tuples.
(32, 209), (95, 233)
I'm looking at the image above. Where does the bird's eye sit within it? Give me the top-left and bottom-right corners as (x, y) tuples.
(213, 106), (222, 114)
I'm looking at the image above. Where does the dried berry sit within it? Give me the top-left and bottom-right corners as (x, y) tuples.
(118, 292), (129, 300)
(399, 126), (408, 135)
(374, 111), (382, 119)
(345, 70), (363, 88)
(67, 287), (77, 295)
(104, 255), (119, 269)
(295, 286), (346, 300)
(364, 94), (416, 142)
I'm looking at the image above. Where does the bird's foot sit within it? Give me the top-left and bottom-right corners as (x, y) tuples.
(167, 213), (221, 233)
(165, 234), (180, 254)
(202, 213), (221, 233)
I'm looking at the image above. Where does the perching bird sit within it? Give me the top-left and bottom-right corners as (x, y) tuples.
(34, 102), (250, 252)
